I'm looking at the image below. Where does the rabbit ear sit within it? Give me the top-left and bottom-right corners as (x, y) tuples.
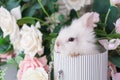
(79, 12), (100, 29)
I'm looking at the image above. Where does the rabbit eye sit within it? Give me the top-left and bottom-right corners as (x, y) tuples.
(68, 37), (75, 42)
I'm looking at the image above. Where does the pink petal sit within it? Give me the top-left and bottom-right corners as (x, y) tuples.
(115, 18), (120, 33)
(98, 39), (108, 50)
(39, 56), (47, 66)
(108, 39), (120, 50)
(113, 73), (120, 80)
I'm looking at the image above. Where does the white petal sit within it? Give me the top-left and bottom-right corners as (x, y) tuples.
(10, 6), (22, 20)
(35, 21), (41, 28)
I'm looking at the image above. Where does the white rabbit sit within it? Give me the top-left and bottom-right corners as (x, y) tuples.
(54, 12), (100, 57)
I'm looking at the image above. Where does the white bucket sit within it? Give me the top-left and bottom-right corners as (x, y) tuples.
(54, 51), (108, 80)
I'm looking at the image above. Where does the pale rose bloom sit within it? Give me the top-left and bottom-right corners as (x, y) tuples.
(0, 6), (19, 37)
(110, 0), (120, 7)
(21, 68), (48, 80)
(99, 39), (120, 50)
(62, 0), (92, 11)
(10, 6), (22, 20)
(20, 23), (43, 57)
(17, 56), (48, 80)
(0, 6), (21, 53)
(115, 18), (120, 33)
(56, 0), (70, 15)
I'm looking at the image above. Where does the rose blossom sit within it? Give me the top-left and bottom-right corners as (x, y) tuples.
(21, 68), (48, 80)
(99, 39), (120, 50)
(10, 6), (22, 20)
(0, 6), (20, 37)
(0, 6), (21, 53)
(110, 0), (120, 7)
(115, 18), (120, 33)
(17, 56), (48, 80)
(20, 22), (43, 57)
(62, 0), (92, 11)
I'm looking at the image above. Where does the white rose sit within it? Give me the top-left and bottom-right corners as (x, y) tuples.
(56, 0), (70, 15)
(62, 0), (92, 11)
(10, 6), (22, 20)
(0, 6), (18, 37)
(20, 22), (43, 57)
(21, 68), (48, 80)
(0, 6), (21, 53)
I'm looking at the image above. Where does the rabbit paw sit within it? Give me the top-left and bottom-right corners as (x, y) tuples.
(70, 52), (80, 57)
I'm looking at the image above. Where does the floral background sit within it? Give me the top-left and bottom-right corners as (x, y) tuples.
(0, 0), (120, 80)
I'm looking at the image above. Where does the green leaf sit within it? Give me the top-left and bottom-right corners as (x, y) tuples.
(58, 14), (64, 22)
(15, 56), (23, 65)
(17, 17), (36, 26)
(48, 1), (55, 13)
(109, 56), (120, 68)
(7, 58), (15, 64)
(0, 36), (13, 54)
(23, 3), (40, 16)
(93, 0), (110, 15)
(95, 29), (107, 37)
(106, 6), (118, 33)
(6, 0), (21, 10)
(22, 0), (46, 16)
(93, 0), (118, 33)
(107, 34), (120, 38)
(23, 0), (31, 2)
(53, 25), (63, 33)
(17, 17), (44, 26)
(0, 28), (3, 37)
(70, 9), (78, 19)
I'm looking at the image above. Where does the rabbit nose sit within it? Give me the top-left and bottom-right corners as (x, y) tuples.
(56, 41), (60, 47)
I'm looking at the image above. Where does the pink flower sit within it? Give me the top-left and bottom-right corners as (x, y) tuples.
(0, 52), (15, 62)
(110, 0), (120, 7)
(108, 62), (120, 80)
(108, 61), (117, 77)
(17, 55), (48, 80)
(99, 39), (120, 50)
(115, 18), (120, 33)
(113, 73), (120, 80)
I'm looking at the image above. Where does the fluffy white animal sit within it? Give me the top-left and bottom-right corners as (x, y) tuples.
(54, 12), (100, 57)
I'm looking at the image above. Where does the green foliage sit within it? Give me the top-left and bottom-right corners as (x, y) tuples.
(0, 36), (13, 54)
(0, 0), (120, 71)
(0, 68), (6, 80)
(109, 56), (120, 68)
(93, 0), (120, 67)
(6, 0), (21, 10)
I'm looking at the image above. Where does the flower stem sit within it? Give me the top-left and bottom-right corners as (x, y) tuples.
(76, 11), (80, 18)
(103, 7), (111, 32)
(104, 8), (111, 24)
(38, 0), (50, 17)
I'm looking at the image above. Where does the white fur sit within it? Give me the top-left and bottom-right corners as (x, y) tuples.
(54, 13), (100, 56)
